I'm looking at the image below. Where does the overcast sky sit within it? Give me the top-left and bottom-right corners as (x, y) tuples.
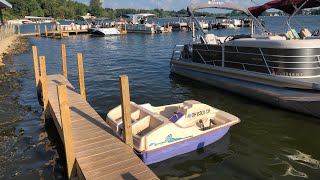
(75, 0), (269, 10)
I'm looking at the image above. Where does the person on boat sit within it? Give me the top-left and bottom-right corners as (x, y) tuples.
(140, 17), (145, 24)
(55, 20), (60, 30)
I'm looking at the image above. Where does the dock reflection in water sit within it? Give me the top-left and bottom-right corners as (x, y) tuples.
(2, 16), (320, 179)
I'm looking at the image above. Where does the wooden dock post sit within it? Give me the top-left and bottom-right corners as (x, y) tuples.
(44, 25), (48, 37)
(119, 75), (133, 148)
(60, 25), (63, 39)
(38, 24), (41, 36)
(32, 46), (40, 88)
(61, 44), (68, 79)
(57, 84), (77, 179)
(39, 56), (49, 116)
(77, 53), (86, 100)
(52, 25), (55, 38)
(34, 25), (37, 32)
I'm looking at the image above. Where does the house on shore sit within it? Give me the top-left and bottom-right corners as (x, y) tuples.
(0, 0), (12, 25)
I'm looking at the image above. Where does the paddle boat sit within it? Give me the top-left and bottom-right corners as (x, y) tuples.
(106, 100), (240, 165)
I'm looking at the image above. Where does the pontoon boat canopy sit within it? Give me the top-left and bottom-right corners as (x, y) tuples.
(131, 13), (155, 24)
(187, 1), (252, 16)
(0, 0), (12, 8)
(249, 0), (320, 17)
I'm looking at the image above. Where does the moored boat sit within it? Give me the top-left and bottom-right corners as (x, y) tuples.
(126, 14), (163, 34)
(88, 27), (121, 36)
(170, 0), (320, 118)
(106, 100), (240, 165)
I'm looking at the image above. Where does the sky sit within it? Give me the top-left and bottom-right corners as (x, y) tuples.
(76, 0), (269, 11)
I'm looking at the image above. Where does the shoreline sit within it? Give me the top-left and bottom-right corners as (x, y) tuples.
(0, 35), (19, 67)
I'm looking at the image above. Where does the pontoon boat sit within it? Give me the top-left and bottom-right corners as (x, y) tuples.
(126, 14), (164, 34)
(171, 0), (320, 118)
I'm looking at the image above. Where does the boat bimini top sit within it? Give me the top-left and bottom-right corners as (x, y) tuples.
(249, 0), (320, 17)
(249, 0), (320, 30)
(187, 0), (267, 44)
(129, 13), (156, 24)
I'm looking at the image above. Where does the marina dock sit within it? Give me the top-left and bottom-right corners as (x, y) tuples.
(33, 45), (158, 179)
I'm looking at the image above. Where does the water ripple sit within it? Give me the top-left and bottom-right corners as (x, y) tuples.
(282, 148), (320, 169)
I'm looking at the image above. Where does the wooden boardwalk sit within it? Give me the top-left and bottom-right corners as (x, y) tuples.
(34, 46), (158, 179)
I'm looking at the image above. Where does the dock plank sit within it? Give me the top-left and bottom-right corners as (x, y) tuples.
(44, 74), (158, 180)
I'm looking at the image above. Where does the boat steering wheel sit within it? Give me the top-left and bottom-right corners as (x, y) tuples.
(224, 35), (233, 42)
(312, 30), (320, 36)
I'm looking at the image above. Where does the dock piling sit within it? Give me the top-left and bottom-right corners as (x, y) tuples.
(119, 75), (133, 149)
(57, 84), (77, 179)
(32, 46), (40, 88)
(44, 25), (48, 37)
(60, 25), (63, 39)
(39, 56), (49, 117)
(61, 44), (68, 79)
(77, 53), (86, 100)
(38, 25), (41, 36)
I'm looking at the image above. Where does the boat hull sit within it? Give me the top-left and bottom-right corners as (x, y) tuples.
(171, 60), (320, 118)
(138, 126), (230, 165)
(89, 28), (120, 36)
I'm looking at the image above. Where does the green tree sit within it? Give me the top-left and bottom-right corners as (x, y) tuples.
(27, 0), (44, 16)
(90, 0), (106, 17)
(39, 0), (59, 17)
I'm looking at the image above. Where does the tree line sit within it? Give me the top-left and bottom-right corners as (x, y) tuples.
(3, 0), (234, 20)
(4, 0), (319, 20)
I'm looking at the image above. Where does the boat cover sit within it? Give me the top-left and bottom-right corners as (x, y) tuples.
(187, 1), (251, 16)
(249, 0), (320, 17)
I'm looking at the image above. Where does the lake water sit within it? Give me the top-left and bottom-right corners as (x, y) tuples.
(1, 16), (320, 179)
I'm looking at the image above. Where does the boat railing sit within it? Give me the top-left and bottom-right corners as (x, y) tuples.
(171, 45), (185, 60)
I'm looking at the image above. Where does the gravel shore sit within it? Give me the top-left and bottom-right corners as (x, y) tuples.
(0, 35), (19, 66)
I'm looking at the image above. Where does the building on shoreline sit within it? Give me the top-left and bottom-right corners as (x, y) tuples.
(0, 0), (12, 26)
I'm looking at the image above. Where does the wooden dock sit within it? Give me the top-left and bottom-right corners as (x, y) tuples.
(20, 24), (128, 38)
(33, 45), (158, 179)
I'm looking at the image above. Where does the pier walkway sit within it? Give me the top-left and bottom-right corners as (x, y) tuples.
(34, 46), (158, 179)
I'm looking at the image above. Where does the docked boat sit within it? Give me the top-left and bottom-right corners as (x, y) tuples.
(83, 17), (121, 36)
(170, 0), (320, 118)
(211, 16), (235, 29)
(21, 20), (32, 24)
(88, 27), (120, 36)
(106, 100), (240, 165)
(171, 22), (189, 31)
(232, 19), (243, 27)
(126, 14), (164, 34)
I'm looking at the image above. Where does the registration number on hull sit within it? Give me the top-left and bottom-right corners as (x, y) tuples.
(187, 109), (210, 118)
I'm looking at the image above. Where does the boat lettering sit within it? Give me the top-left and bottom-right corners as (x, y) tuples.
(274, 71), (304, 77)
(208, 0), (224, 5)
(188, 109), (210, 118)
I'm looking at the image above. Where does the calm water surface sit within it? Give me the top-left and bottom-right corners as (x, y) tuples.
(1, 16), (320, 179)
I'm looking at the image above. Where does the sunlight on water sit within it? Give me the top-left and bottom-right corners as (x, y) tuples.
(268, 161), (308, 178)
(283, 148), (320, 169)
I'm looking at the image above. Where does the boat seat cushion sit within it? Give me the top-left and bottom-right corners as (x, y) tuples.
(169, 112), (184, 123)
(205, 34), (219, 44)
